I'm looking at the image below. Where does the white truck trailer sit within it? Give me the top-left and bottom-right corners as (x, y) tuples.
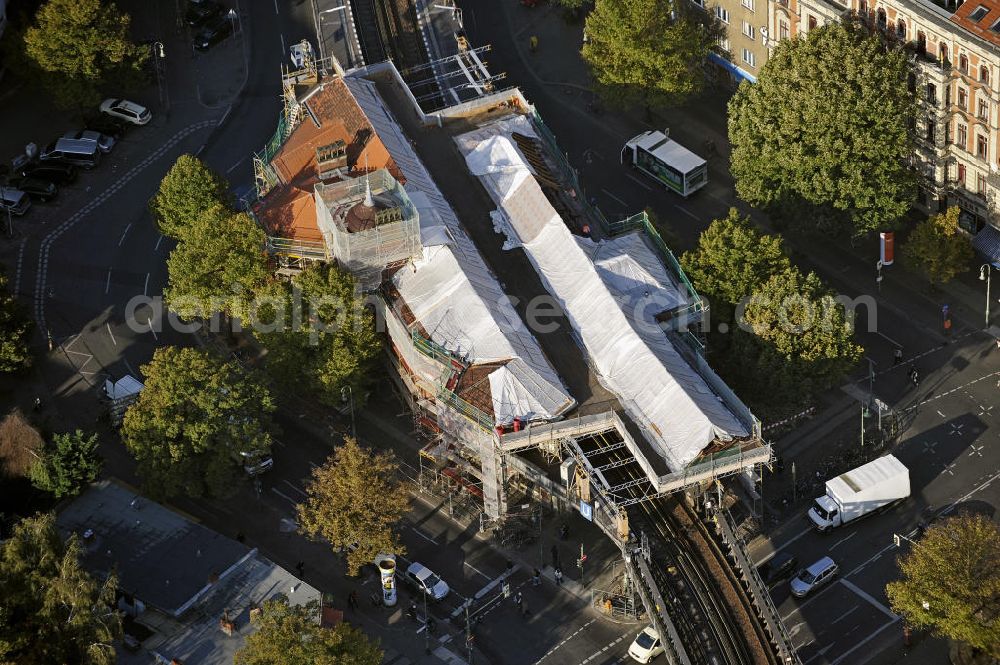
(807, 454), (910, 532)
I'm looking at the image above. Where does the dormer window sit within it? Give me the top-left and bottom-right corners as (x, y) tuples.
(970, 4), (990, 21)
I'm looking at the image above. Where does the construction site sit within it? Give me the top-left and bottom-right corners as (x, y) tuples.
(244, 25), (797, 664)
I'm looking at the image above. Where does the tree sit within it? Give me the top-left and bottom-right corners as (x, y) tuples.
(681, 208), (791, 307)
(164, 205), (270, 321)
(0, 269), (33, 374)
(729, 21), (916, 235)
(121, 346), (276, 499)
(735, 267), (863, 401)
(582, 0), (720, 111)
(0, 410), (44, 480)
(253, 263), (381, 407)
(901, 207), (975, 285)
(22, 0), (148, 109)
(30, 430), (102, 499)
(235, 598), (381, 665)
(886, 514), (1000, 658)
(297, 438), (410, 576)
(151, 155), (233, 239)
(0, 513), (121, 665)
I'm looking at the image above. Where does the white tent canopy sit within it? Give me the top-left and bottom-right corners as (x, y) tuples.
(458, 116), (749, 471)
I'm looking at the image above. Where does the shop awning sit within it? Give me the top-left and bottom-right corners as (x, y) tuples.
(973, 224), (1000, 269)
(708, 52), (758, 84)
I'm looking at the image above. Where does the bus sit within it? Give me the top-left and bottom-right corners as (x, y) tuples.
(621, 130), (708, 198)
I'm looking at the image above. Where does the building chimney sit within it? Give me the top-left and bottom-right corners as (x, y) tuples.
(316, 140), (348, 180)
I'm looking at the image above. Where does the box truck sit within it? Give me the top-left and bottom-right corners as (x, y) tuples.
(807, 454), (910, 532)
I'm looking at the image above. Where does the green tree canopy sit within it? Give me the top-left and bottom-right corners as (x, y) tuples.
(582, 0), (720, 110)
(0, 513), (121, 665)
(681, 208), (792, 307)
(728, 21), (916, 235)
(253, 263), (381, 407)
(0, 269), (33, 374)
(151, 155), (233, 239)
(901, 207), (975, 285)
(235, 598), (382, 665)
(886, 514), (1000, 658)
(121, 346), (276, 499)
(22, 0), (148, 109)
(734, 267), (863, 401)
(297, 438), (410, 576)
(164, 205), (270, 321)
(30, 429), (102, 499)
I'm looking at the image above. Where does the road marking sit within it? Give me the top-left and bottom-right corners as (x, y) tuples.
(273, 0), (279, 14)
(143, 273), (150, 297)
(14, 239), (26, 297)
(577, 634), (628, 664)
(283, 480), (308, 497)
(831, 618), (899, 665)
(106, 323), (116, 346)
(410, 526), (437, 544)
(147, 320), (158, 340)
(533, 617), (599, 664)
(280, 32), (286, 54)
(840, 579), (898, 620)
(123, 358), (136, 377)
(154, 234), (164, 251)
(600, 188), (628, 206)
(801, 645), (834, 665)
(118, 222), (132, 246)
(226, 156), (246, 174)
(830, 606), (859, 625)
(875, 330), (902, 347)
(673, 204), (699, 221)
(463, 561), (491, 581)
(940, 468), (1000, 517)
(829, 531), (856, 550)
(755, 525), (813, 565)
(968, 445), (985, 458)
(937, 410), (946, 418)
(270, 487), (298, 506)
(624, 172), (653, 190)
(846, 543), (895, 577)
(105, 268), (112, 294)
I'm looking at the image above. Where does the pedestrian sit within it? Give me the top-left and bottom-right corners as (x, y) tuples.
(529, 35), (538, 52)
(295, 561), (304, 577)
(551, 544), (559, 569)
(532, 568), (541, 586)
(554, 567), (563, 586)
(893, 348), (902, 365)
(559, 523), (569, 540)
(407, 602), (417, 620)
(33, 397), (41, 411)
(515, 591), (523, 613)
(348, 590), (359, 610)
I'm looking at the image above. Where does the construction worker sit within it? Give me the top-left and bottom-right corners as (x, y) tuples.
(529, 35), (539, 53)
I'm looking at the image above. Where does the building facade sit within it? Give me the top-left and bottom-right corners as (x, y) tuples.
(777, 0), (1000, 235)
(710, 0), (772, 83)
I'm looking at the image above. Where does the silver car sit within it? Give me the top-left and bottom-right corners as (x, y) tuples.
(62, 130), (116, 153)
(404, 562), (450, 600)
(790, 556), (838, 598)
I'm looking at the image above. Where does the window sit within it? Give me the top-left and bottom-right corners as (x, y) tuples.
(927, 83), (938, 105)
(960, 54), (969, 74)
(926, 120), (936, 142)
(877, 8), (887, 30)
(958, 122), (968, 148)
(908, 72), (917, 93)
(742, 0), (754, 10)
(897, 19), (906, 39)
(979, 98), (989, 120)
(940, 43), (949, 64)
(991, 17), (1000, 33)
(779, 20), (789, 40)
(958, 163), (967, 184)
(970, 4), (990, 21)
(917, 31), (926, 54)
(717, 6), (730, 23)
(978, 171), (988, 194)
(859, 0), (868, 15)
(959, 87), (968, 109)
(743, 21), (755, 38)
(808, 15), (818, 30)
(719, 37), (730, 53)
(981, 66), (991, 85)
(978, 134), (989, 159)
(743, 49), (756, 67)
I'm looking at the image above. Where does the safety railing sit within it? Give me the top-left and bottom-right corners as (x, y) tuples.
(266, 236), (328, 260)
(437, 386), (494, 433)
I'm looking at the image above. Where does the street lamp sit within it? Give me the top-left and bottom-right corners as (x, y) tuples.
(980, 263), (993, 328)
(341, 385), (355, 440)
(152, 42), (169, 111)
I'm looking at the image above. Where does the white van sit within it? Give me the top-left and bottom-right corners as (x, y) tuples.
(40, 138), (101, 169)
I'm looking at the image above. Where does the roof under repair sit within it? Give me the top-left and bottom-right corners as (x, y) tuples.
(456, 115), (751, 471)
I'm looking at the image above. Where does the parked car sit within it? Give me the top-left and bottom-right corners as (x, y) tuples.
(403, 562), (449, 600)
(99, 98), (151, 126)
(84, 114), (128, 140)
(790, 556), (838, 598)
(186, 0), (224, 26)
(194, 15), (234, 51)
(20, 163), (78, 185)
(4, 176), (57, 202)
(241, 452), (273, 477)
(627, 625), (665, 663)
(0, 188), (31, 216)
(62, 129), (116, 153)
(40, 138), (101, 169)
(757, 551), (798, 588)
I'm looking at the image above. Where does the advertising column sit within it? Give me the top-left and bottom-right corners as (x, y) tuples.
(374, 554), (397, 607)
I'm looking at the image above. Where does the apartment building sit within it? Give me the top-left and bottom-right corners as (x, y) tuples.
(710, 0), (772, 84)
(774, 0), (1000, 242)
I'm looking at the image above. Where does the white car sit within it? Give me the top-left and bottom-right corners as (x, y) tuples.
(62, 130), (116, 153)
(404, 562), (449, 600)
(628, 625), (665, 663)
(99, 98), (151, 126)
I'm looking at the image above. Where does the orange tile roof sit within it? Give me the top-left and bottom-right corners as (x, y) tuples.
(256, 76), (404, 242)
(952, 0), (1000, 47)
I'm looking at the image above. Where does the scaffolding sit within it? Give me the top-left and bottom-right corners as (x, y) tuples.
(316, 169), (421, 290)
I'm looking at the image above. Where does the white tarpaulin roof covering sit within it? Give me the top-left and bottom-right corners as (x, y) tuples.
(458, 116), (749, 471)
(345, 77), (574, 425)
(104, 375), (143, 401)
